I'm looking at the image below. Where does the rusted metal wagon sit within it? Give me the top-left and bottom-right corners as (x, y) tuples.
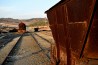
(18, 22), (26, 33)
(45, 0), (97, 65)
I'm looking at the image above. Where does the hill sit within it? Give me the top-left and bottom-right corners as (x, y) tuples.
(0, 18), (48, 26)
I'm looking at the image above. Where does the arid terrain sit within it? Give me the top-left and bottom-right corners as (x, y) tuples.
(0, 18), (49, 33)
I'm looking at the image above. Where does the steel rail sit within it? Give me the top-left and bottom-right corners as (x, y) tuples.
(1, 33), (24, 65)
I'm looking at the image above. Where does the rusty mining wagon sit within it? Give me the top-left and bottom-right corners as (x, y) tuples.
(45, 0), (97, 65)
(18, 22), (26, 33)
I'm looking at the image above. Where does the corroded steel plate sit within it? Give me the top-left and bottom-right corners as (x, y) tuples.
(84, 6), (98, 58)
(68, 22), (87, 57)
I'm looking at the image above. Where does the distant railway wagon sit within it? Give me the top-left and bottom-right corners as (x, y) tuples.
(18, 22), (26, 33)
(45, 0), (97, 65)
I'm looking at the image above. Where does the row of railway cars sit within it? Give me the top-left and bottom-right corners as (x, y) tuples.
(45, 0), (97, 65)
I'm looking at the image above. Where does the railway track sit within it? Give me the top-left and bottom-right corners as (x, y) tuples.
(0, 36), (5, 39)
(0, 33), (18, 49)
(0, 37), (14, 49)
(0, 32), (53, 65)
(31, 32), (53, 59)
(33, 32), (53, 44)
(0, 33), (24, 65)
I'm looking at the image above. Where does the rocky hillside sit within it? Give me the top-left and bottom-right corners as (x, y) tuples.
(0, 18), (48, 26)
(0, 18), (19, 24)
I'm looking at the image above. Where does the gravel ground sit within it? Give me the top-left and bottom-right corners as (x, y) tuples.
(32, 33), (51, 49)
(35, 32), (55, 44)
(39, 31), (53, 36)
(5, 33), (50, 65)
(32, 32), (54, 60)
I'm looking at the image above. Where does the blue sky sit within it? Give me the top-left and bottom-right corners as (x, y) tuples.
(0, 0), (60, 19)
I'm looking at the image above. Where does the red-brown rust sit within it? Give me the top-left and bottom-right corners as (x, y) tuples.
(45, 0), (97, 65)
(66, 0), (95, 23)
(68, 22), (87, 57)
(18, 22), (26, 33)
(19, 22), (26, 30)
(84, 1), (98, 58)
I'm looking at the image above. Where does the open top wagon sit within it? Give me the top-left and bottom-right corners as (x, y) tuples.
(45, 0), (98, 65)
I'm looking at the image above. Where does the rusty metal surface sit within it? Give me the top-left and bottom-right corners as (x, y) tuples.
(50, 25), (61, 60)
(57, 24), (67, 47)
(19, 22), (26, 30)
(56, 5), (65, 24)
(66, 0), (95, 23)
(47, 10), (57, 25)
(68, 22), (87, 57)
(50, 25), (58, 43)
(84, 4), (98, 58)
(59, 46), (67, 65)
(46, 0), (97, 64)
(56, 4), (68, 47)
